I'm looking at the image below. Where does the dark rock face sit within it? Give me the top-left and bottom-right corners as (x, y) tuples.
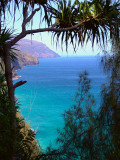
(17, 39), (60, 58)
(12, 50), (39, 70)
(12, 50), (39, 78)
(0, 39), (60, 79)
(0, 50), (39, 79)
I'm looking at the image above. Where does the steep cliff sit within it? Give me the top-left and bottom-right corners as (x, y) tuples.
(12, 50), (39, 78)
(1, 39), (60, 79)
(12, 50), (39, 70)
(17, 39), (60, 58)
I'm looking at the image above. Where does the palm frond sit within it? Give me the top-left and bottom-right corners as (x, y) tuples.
(0, 28), (18, 62)
(51, 0), (120, 51)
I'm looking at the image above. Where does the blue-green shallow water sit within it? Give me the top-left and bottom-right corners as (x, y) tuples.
(14, 56), (107, 149)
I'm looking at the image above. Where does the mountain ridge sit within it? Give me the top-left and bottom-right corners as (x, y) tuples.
(17, 39), (60, 58)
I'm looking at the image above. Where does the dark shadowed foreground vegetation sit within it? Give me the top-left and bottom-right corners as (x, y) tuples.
(0, 73), (41, 160)
(39, 52), (120, 160)
(0, 0), (120, 159)
(38, 38), (120, 160)
(0, 46), (120, 159)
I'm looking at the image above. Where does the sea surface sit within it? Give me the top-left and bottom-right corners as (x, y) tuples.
(14, 56), (108, 150)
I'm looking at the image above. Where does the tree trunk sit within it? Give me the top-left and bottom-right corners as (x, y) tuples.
(3, 45), (17, 160)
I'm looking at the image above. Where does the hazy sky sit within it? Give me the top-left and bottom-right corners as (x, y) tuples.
(6, 0), (110, 57)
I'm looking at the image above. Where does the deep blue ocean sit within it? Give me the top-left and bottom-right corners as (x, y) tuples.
(14, 56), (107, 150)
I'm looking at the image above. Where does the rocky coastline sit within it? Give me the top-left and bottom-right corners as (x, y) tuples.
(12, 50), (39, 80)
(12, 39), (60, 79)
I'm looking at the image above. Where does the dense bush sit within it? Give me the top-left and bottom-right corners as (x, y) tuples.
(40, 68), (120, 160)
(0, 73), (41, 160)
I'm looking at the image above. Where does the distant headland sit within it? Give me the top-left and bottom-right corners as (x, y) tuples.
(12, 39), (60, 79)
(16, 39), (60, 58)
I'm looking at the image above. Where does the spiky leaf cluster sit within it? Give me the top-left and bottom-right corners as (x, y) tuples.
(50, 0), (120, 50)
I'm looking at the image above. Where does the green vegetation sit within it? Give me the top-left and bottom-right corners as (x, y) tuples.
(0, 73), (41, 160)
(0, 49), (38, 78)
(0, 0), (120, 159)
(12, 49), (38, 78)
(39, 50), (120, 159)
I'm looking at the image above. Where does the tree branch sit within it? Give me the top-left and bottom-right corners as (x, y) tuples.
(39, 151), (74, 159)
(8, 32), (26, 47)
(9, 13), (102, 47)
(22, 2), (28, 32)
(22, 7), (41, 32)
(26, 8), (41, 24)
(25, 13), (102, 34)
(13, 80), (27, 89)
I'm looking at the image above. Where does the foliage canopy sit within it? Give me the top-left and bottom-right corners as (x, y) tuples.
(0, 0), (120, 159)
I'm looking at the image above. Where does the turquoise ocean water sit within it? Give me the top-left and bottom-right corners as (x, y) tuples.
(14, 56), (107, 149)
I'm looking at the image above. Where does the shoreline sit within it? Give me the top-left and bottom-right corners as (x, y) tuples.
(13, 75), (21, 81)
(12, 62), (39, 81)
